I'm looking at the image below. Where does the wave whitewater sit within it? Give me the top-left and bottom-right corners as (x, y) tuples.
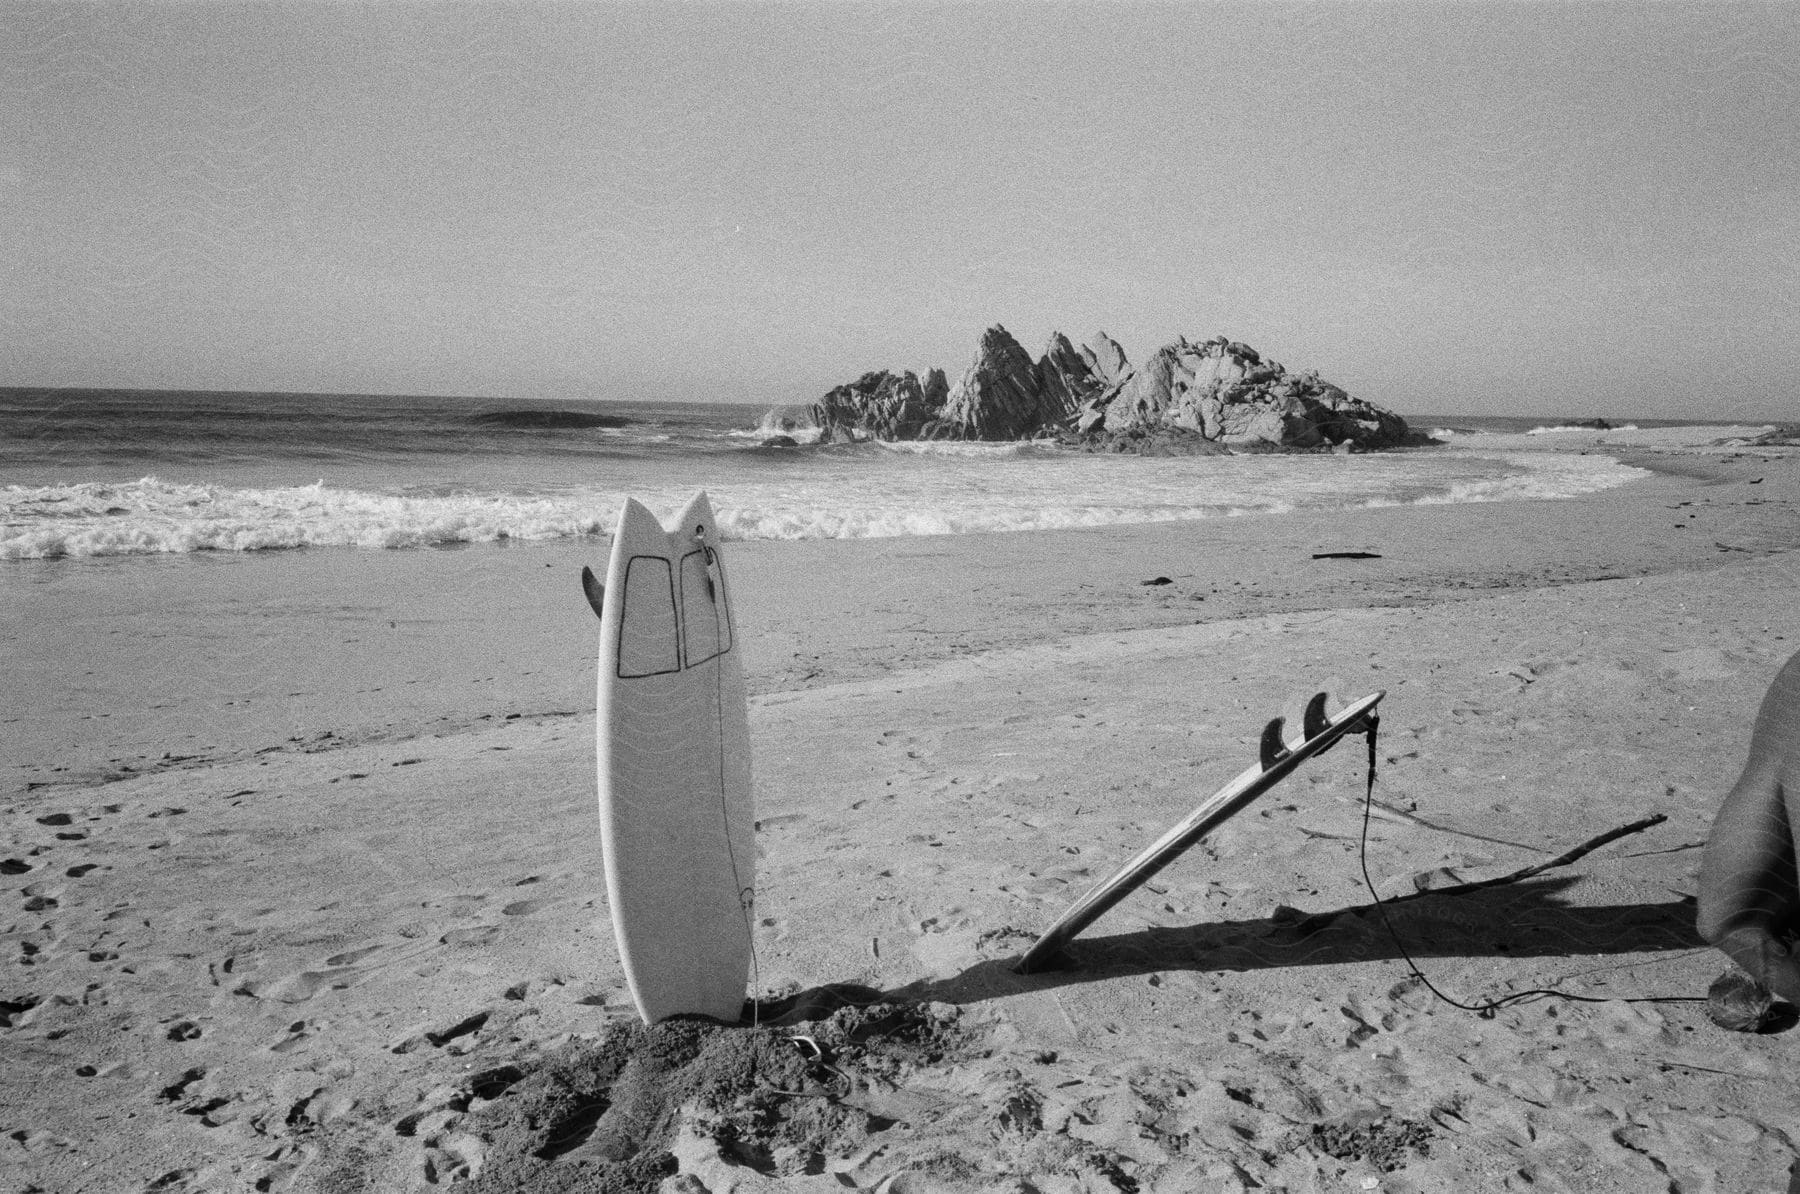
(1, 479), (611, 559)
(2, 449), (1646, 560)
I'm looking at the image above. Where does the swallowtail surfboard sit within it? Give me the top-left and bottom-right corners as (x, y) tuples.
(582, 493), (753, 1023)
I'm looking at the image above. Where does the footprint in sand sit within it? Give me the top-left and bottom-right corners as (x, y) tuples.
(323, 944), (386, 967)
(502, 976), (570, 1001)
(424, 891), (490, 910)
(390, 1010), (491, 1055)
(440, 925), (501, 947)
(238, 937), (435, 1004)
(21, 882), (60, 912)
(151, 1064), (246, 1131)
(1, 994), (43, 1027)
(269, 1018), (318, 1054)
(158, 1066), (208, 1104)
(235, 969), (360, 1004)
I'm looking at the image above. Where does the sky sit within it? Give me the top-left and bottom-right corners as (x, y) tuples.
(3, 1), (1797, 418)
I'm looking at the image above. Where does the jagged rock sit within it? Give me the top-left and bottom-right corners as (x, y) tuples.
(1074, 335), (1417, 451)
(1071, 425), (1233, 456)
(1080, 332), (1130, 388)
(1299, 378), (1416, 449)
(1086, 344), (1180, 435)
(811, 370), (940, 442)
(1035, 333), (1105, 428)
(927, 325), (1052, 441)
(812, 328), (1419, 452)
(922, 367), (949, 412)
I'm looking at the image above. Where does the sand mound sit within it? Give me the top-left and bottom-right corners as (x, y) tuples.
(456, 995), (969, 1192)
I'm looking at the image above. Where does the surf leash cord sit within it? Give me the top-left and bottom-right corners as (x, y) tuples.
(703, 537), (762, 1029)
(1352, 715), (1705, 1016)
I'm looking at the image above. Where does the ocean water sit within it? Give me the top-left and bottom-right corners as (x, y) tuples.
(0, 388), (1676, 561)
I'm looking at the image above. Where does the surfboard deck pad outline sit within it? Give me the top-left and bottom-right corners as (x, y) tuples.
(589, 493), (754, 1024)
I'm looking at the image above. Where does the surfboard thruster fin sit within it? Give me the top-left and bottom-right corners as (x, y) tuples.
(581, 565), (606, 619)
(1303, 691), (1331, 740)
(1260, 718), (1290, 770)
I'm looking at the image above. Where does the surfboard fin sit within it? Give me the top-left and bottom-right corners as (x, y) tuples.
(580, 565), (606, 619)
(1259, 717), (1291, 770)
(1303, 691), (1331, 740)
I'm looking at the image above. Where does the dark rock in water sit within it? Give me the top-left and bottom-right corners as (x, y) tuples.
(1064, 424), (1233, 456)
(470, 409), (630, 430)
(812, 370), (941, 442)
(759, 434), (800, 448)
(1739, 425), (1800, 447)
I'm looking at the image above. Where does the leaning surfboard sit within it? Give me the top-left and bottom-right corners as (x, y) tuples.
(1015, 689), (1384, 974)
(586, 493), (753, 1024)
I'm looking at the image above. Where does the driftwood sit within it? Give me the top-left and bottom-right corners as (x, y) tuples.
(1294, 812), (1671, 938)
(1387, 812), (1669, 904)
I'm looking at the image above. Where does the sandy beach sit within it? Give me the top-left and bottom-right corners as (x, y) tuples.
(5, 428), (1800, 1193)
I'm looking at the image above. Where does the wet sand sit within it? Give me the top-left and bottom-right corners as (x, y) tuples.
(4, 428), (1799, 1192)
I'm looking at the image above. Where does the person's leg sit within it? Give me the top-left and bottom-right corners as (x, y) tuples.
(1698, 650), (1800, 1002)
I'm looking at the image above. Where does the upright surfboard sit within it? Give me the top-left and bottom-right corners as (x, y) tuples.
(1015, 689), (1384, 974)
(587, 493), (753, 1023)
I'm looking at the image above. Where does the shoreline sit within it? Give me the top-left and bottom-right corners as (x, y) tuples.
(4, 437), (1799, 1191)
(7, 439), (1794, 787)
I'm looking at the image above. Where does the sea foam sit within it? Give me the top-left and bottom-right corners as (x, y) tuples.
(0, 479), (610, 559)
(0, 447), (1647, 560)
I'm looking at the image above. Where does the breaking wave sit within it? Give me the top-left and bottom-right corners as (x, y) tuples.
(1526, 422), (1640, 435)
(1, 448), (1646, 560)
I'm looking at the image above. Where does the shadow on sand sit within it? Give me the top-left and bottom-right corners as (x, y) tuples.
(862, 875), (1706, 1009)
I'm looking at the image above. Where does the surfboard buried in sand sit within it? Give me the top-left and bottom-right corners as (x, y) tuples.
(584, 493), (754, 1024)
(1016, 689), (1384, 974)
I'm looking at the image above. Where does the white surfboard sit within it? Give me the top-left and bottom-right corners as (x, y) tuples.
(1015, 689), (1384, 974)
(586, 493), (753, 1023)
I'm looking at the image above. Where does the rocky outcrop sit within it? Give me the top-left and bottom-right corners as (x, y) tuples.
(811, 370), (938, 443)
(1072, 336), (1416, 451)
(812, 328), (1420, 452)
(922, 367), (949, 412)
(1035, 333), (1107, 428)
(924, 326), (1126, 441)
(926, 325), (1053, 441)
(1080, 331), (1130, 388)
